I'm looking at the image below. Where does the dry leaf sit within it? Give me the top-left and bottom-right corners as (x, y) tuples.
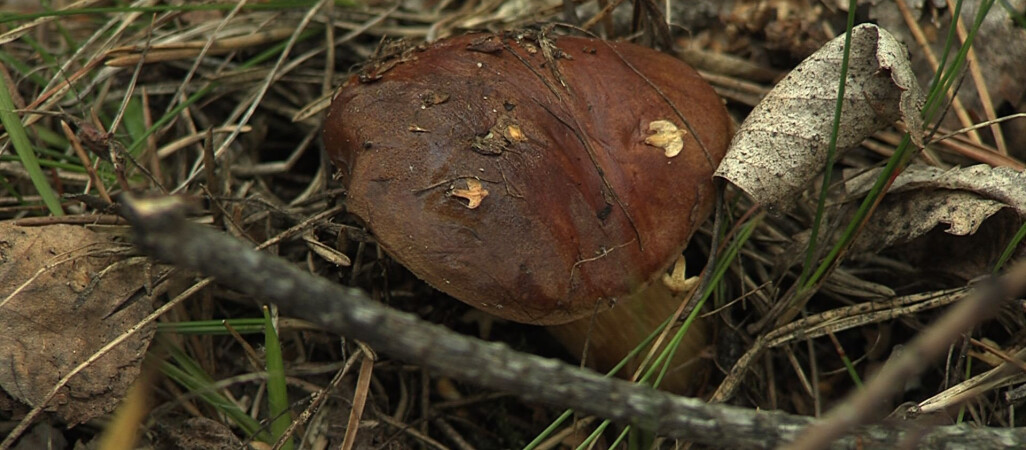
(845, 164), (1026, 217)
(846, 165), (1026, 277)
(0, 222), (154, 426)
(715, 24), (924, 207)
(855, 189), (1009, 252)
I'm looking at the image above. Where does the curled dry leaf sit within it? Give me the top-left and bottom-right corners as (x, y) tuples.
(0, 222), (154, 426)
(845, 164), (1026, 275)
(715, 24), (924, 207)
(846, 164), (1026, 218)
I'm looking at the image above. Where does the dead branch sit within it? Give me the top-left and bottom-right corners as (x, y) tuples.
(120, 194), (1026, 449)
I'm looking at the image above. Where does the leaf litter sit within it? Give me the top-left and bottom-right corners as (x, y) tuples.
(715, 23), (925, 208)
(0, 222), (154, 426)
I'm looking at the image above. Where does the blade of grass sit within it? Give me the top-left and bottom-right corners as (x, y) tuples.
(263, 305), (293, 450)
(798, 0), (858, 290)
(1001, 0), (1026, 27)
(922, 0), (964, 124)
(18, 34), (58, 67)
(158, 318), (267, 335)
(827, 331), (863, 388)
(804, 0), (996, 291)
(0, 72), (64, 216)
(0, 1), (322, 25)
(993, 221), (1026, 273)
(0, 50), (47, 87)
(522, 314), (675, 449)
(927, 0), (996, 123)
(0, 155), (87, 172)
(120, 96), (147, 155)
(0, 174), (20, 199)
(571, 215), (763, 449)
(33, 124), (69, 149)
(124, 28), (319, 158)
(159, 338), (271, 442)
(649, 217), (761, 390)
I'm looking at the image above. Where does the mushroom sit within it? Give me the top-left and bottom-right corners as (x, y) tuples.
(323, 31), (731, 392)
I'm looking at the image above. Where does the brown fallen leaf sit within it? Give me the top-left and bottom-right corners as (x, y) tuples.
(715, 23), (924, 207)
(0, 222), (154, 426)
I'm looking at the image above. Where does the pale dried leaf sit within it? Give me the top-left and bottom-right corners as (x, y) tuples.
(0, 222), (154, 426)
(845, 165), (1026, 275)
(857, 190), (1007, 252)
(845, 164), (1026, 217)
(715, 24), (924, 207)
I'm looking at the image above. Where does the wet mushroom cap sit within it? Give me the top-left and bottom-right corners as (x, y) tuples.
(324, 32), (731, 325)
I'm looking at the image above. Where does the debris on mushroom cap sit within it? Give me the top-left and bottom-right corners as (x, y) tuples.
(323, 31), (731, 325)
(450, 179), (489, 209)
(644, 119), (688, 158)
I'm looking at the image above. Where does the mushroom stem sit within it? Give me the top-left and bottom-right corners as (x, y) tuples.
(546, 280), (708, 394)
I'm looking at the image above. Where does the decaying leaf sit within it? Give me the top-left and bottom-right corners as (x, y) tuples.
(0, 222), (155, 426)
(856, 189), (1009, 252)
(715, 24), (924, 207)
(846, 165), (1026, 275)
(846, 164), (1026, 217)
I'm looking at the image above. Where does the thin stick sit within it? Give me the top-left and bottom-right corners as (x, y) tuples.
(116, 194), (1026, 449)
(786, 263), (1026, 449)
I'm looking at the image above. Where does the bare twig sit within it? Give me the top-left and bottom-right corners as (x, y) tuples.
(786, 262), (1026, 449)
(118, 194), (1026, 449)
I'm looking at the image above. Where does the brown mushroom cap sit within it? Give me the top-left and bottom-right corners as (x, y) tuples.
(324, 32), (730, 325)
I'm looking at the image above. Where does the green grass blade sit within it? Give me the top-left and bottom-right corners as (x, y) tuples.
(647, 216), (760, 389)
(922, 0), (964, 120)
(993, 221), (1026, 273)
(1001, 0), (1026, 27)
(567, 215), (763, 450)
(159, 338), (271, 442)
(121, 95), (148, 156)
(0, 74), (64, 216)
(263, 306), (293, 450)
(158, 318), (267, 335)
(0, 174), (20, 199)
(806, 0), (996, 290)
(799, 0), (858, 290)
(0, 50), (47, 87)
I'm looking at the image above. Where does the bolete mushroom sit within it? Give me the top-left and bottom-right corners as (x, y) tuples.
(323, 31), (731, 392)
